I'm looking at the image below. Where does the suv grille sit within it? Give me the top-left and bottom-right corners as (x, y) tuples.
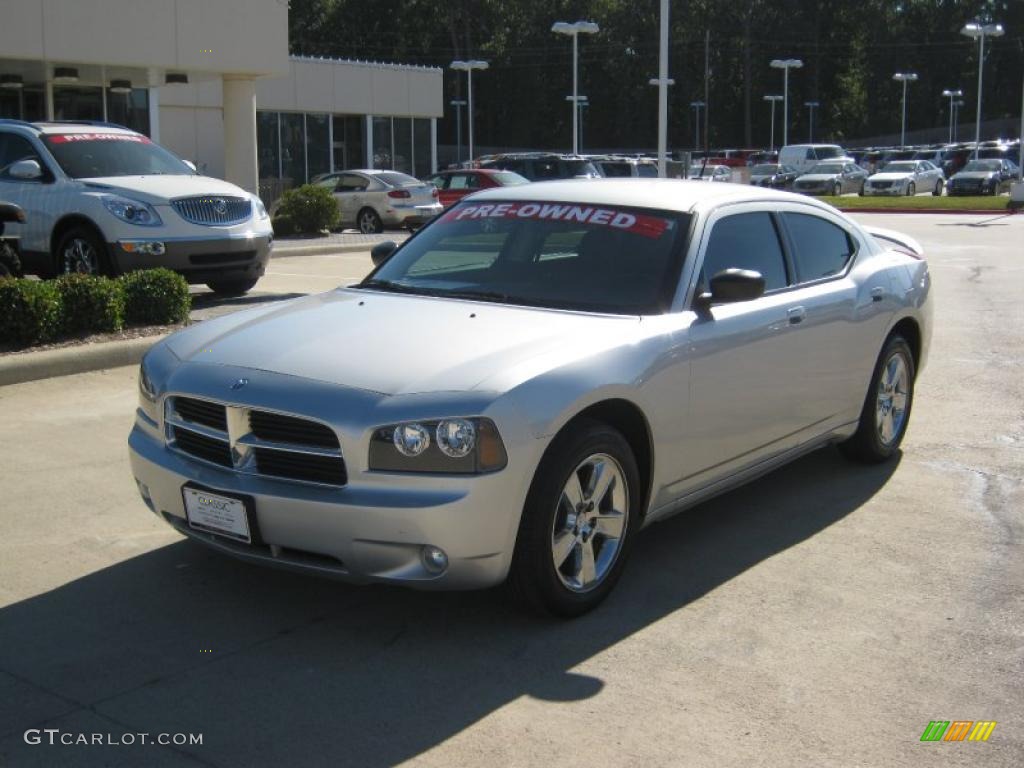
(165, 397), (347, 487)
(172, 196), (252, 226)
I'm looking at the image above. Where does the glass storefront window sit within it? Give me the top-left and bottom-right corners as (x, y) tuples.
(414, 118), (431, 179)
(279, 112), (305, 187)
(105, 87), (149, 135)
(372, 116), (392, 170)
(332, 115), (364, 171)
(393, 117), (412, 175)
(53, 86), (103, 121)
(305, 113), (330, 180)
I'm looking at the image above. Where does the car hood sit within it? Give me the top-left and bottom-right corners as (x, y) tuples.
(81, 175), (251, 205)
(869, 173), (913, 182)
(951, 172), (996, 181)
(164, 289), (643, 396)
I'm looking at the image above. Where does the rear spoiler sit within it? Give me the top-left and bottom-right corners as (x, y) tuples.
(863, 225), (924, 259)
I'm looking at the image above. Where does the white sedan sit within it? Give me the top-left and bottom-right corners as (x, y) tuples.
(863, 160), (945, 197)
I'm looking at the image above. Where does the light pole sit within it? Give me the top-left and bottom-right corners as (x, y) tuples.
(893, 72), (918, 148)
(690, 101), (705, 151)
(804, 101), (820, 142)
(941, 89), (962, 144)
(449, 60), (488, 164)
(953, 99), (964, 142)
(961, 20), (1005, 159)
(770, 59), (803, 148)
(647, 0), (674, 177)
(450, 99), (467, 165)
(565, 95), (589, 151)
(763, 95), (783, 151)
(552, 20), (600, 155)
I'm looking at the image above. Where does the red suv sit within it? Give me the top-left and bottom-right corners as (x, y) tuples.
(426, 168), (529, 208)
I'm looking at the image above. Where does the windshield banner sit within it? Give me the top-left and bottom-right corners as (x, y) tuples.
(47, 133), (150, 144)
(443, 202), (671, 239)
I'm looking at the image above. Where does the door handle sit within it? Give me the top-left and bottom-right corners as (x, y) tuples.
(787, 306), (806, 325)
(870, 287), (885, 302)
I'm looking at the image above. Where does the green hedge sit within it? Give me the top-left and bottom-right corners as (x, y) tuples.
(0, 268), (191, 348)
(274, 184), (339, 234)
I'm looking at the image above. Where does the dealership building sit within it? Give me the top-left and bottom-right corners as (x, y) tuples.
(0, 0), (444, 202)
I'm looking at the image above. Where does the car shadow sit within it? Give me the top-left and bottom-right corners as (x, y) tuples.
(1, 448), (899, 767)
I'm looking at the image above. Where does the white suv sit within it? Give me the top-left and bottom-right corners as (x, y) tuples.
(0, 120), (272, 295)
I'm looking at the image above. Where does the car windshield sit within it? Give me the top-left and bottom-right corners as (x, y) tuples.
(809, 163), (844, 174)
(357, 200), (688, 315)
(565, 160), (600, 177)
(751, 164), (779, 174)
(42, 133), (193, 178)
(880, 162), (917, 173)
(636, 164), (658, 178)
(689, 166), (720, 176)
(374, 171), (422, 187)
(492, 171), (529, 186)
(815, 147), (843, 159)
(961, 160), (1001, 172)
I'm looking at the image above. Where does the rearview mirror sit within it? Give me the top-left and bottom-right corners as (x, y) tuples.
(9, 159), (43, 180)
(370, 240), (398, 267)
(697, 268), (766, 307)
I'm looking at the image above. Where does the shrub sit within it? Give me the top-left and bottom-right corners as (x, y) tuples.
(274, 184), (339, 234)
(55, 273), (124, 334)
(121, 268), (191, 325)
(0, 278), (62, 346)
(271, 213), (297, 236)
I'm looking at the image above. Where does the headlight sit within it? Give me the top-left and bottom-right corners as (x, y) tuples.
(370, 418), (507, 474)
(253, 196), (269, 220)
(137, 357), (158, 421)
(102, 195), (162, 226)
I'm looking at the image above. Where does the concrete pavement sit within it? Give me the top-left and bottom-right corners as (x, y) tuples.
(0, 213), (1021, 767)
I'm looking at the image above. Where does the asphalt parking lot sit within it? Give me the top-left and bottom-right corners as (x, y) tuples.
(1, 212), (1021, 767)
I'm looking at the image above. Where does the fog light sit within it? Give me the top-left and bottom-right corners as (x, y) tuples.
(135, 479), (155, 512)
(421, 545), (448, 574)
(120, 240), (166, 256)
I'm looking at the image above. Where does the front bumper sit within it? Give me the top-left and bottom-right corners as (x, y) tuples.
(862, 186), (904, 196)
(381, 203), (444, 228)
(109, 232), (272, 284)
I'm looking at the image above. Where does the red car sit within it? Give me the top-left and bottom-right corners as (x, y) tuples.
(426, 168), (529, 208)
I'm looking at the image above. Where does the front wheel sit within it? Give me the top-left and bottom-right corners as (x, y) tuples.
(56, 227), (108, 276)
(357, 207), (383, 234)
(906, 182), (916, 197)
(833, 181), (842, 197)
(206, 277), (259, 296)
(0, 241), (21, 278)
(932, 180), (943, 197)
(840, 334), (915, 464)
(507, 420), (641, 617)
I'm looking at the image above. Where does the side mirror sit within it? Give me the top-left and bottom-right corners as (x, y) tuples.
(370, 240), (398, 267)
(183, 159), (198, 173)
(696, 268), (766, 308)
(9, 159), (43, 180)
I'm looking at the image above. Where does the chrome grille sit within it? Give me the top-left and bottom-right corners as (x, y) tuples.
(165, 397), (347, 487)
(172, 196), (252, 226)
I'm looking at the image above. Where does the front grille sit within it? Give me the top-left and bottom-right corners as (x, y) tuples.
(872, 181), (893, 189)
(172, 426), (232, 467)
(188, 251), (256, 266)
(172, 196), (252, 226)
(253, 447), (348, 486)
(173, 397), (227, 431)
(249, 411), (339, 448)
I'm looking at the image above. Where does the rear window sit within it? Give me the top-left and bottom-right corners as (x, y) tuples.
(492, 171), (529, 186)
(375, 172), (421, 187)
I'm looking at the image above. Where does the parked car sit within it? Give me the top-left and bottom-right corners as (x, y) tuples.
(0, 200), (24, 277)
(426, 168), (529, 209)
(688, 164), (733, 182)
(748, 163), (800, 189)
(793, 162), (868, 196)
(946, 159), (1018, 196)
(0, 119), (272, 295)
(778, 144), (849, 173)
(590, 156), (659, 178)
(478, 153), (601, 181)
(939, 147), (972, 178)
(863, 160), (945, 197)
(746, 150), (779, 166)
(313, 170), (442, 233)
(129, 178), (931, 616)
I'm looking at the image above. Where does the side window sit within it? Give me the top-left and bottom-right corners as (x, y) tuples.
(464, 174), (481, 189)
(338, 174), (368, 191)
(782, 213), (855, 283)
(0, 133), (42, 180)
(427, 174), (448, 189)
(805, 148), (816, 160)
(448, 174), (470, 190)
(699, 212), (788, 293)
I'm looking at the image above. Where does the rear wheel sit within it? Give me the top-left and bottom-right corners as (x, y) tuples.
(840, 334), (915, 464)
(206, 277), (259, 296)
(56, 227), (108, 276)
(357, 207), (383, 234)
(506, 419), (641, 617)
(833, 181), (842, 197)
(0, 241), (21, 278)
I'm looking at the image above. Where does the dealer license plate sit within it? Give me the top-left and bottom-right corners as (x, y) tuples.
(183, 487), (251, 544)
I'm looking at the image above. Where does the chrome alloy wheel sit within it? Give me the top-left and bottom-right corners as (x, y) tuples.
(551, 453), (629, 593)
(63, 237), (100, 274)
(358, 210), (379, 234)
(876, 352), (909, 446)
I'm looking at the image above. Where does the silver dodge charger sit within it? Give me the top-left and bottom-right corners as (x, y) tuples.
(129, 179), (932, 616)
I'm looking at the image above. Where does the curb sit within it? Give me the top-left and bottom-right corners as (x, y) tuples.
(840, 207), (1017, 215)
(0, 334), (164, 387)
(271, 242), (382, 258)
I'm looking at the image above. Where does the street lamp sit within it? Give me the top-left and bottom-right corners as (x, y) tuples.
(565, 95), (589, 151)
(449, 60), (488, 163)
(893, 72), (918, 148)
(449, 99), (467, 165)
(953, 99), (965, 142)
(961, 20), (1005, 159)
(647, 0), (674, 177)
(552, 20), (600, 155)
(804, 101), (820, 142)
(941, 89), (963, 144)
(770, 59), (803, 147)
(763, 95), (783, 151)
(690, 101), (705, 151)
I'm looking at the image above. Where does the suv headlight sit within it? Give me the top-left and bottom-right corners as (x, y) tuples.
(369, 418), (507, 474)
(102, 195), (162, 226)
(253, 196), (269, 220)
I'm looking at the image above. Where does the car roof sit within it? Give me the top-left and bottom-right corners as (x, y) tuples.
(436, 168), (504, 175)
(30, 121), (139, 136)
(463, 177), (836, 216)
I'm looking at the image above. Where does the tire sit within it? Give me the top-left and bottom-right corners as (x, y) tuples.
(858, 181), (866, 197)
(932, 180), (943, 197)
(839, 334), (915, 464)
(206, 277), (259, 296)
(357, 207), (383, 234)
(56, 226), (108, 276)
(506, 419), (641, 617)
(833, 182), (842, 197)
(0, 241), (21, 278)
(906, 182), (916, 197)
